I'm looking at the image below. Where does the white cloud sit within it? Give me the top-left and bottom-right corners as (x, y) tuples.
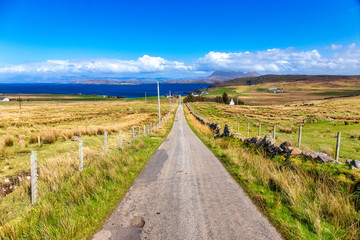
(0, 44), (359, 79)
(0, 55), (192, 76)
(195, 45), (360, 74)
(330, 44), (343, 50)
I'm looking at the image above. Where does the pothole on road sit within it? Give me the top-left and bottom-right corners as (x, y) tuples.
(130, 216), (145, 228)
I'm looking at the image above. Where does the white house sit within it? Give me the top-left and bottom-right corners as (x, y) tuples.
(1, 98), (9, 102)
(229, 99), (235, 105)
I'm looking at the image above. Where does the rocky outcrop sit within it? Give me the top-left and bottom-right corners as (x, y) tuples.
(222, 124), (232, 137)
(209, 123), (221, 134)
(346, 159), (360, 169)
(0, 171), (31, 197)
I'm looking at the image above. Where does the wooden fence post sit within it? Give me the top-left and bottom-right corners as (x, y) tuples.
(79, 140), (83, 171)
(298, 125), (302, 148)
(335, 132), (341, 161)
(37, 136), (41, 147)
(144, 125), (146, 136)
(237, 123), (240, 134)
(273, 125), (276, 139)
(132, 127), (135, 141)
(258, 124), (261, 136)
(104, 132), (108, 154)
(247, 122), (250, 138)
(138, 126), (141, 136)
(31, 151), (37, 205)
(119, 130), (122, 149)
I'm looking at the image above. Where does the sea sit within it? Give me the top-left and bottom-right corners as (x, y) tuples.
(0, 83), (210, 98)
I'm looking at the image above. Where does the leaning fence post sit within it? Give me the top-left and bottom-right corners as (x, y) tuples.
(273, 125), (276, 139)
(138, 126), (141, 136)
(247, 122), (250, 137)
(335, 132), (341, 161)
(298, 125), (302, 148)
(258, 124), (261, 136)
(237, 123), (240, 134)
(104, 131), (108, 154)
(31, 151), (37, 205)
(119, 130), (122, 149)
(79, 140), (83, 171)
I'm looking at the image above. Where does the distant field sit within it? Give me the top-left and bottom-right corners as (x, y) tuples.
(205, 78), (360, 105)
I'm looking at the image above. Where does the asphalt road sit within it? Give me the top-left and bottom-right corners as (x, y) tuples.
(92, 105), (282, 240)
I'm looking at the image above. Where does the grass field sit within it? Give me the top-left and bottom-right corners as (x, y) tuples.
(205, 78), (360, 105)
(0, 94), (177, 239)
(0, 96), (174, 183)
(184, 104), (360, 240)
(188, 95), (360, 162)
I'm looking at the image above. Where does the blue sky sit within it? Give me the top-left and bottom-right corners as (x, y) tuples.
(0, 0), (359, 80)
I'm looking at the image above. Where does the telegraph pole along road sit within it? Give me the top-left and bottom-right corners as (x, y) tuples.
(93, 105), (282, 240)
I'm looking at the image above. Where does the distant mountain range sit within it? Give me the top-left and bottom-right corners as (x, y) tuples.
(210, 74), (360, 87)
(71, 71), (261, 85)
(208, 71), (260, 81)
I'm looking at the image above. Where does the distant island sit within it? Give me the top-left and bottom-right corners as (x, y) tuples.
(72, 71), (261, 85)
(72, 79), (138, 85)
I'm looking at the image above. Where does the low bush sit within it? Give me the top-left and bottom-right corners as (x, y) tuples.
(4, 135), (14, 147)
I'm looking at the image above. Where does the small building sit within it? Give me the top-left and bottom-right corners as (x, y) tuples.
(1, 98), (9, 102)
(229, 99), (235, 105)
(200, 91), (208, 95)
(265, 87), (284, 93)
(191, 93), (199, 97)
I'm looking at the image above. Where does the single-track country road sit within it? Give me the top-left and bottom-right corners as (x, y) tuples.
(92, 105), (282, 240)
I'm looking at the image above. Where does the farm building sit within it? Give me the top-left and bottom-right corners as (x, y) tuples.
(265, 87), (284, 93)
(1, 98), (9, 101)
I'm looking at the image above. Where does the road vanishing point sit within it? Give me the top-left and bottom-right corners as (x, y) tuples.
(93, 105), (282, 240)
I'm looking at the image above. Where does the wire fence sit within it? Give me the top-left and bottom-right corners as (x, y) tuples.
(1, 99), (179, 205)
(188, 103), (360, 162)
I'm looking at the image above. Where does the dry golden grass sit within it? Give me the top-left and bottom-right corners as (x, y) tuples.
(28, 134), (38, 144)
(320, 146), (335, 158)
(3, 135), (13, 147)
(0, 97), (176, 186)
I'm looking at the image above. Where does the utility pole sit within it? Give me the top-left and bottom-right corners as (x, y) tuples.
(18, 95), (22, 114)
(169, 91), (171, 113)
(157, 82), (161, 124)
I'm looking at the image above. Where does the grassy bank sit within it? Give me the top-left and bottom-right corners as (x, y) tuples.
(184, 105), (360, 240)
(0, 105), (177, 239)
(189, 97), (360, 162)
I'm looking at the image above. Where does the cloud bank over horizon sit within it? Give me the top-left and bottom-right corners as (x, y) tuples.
(0, 43), (359, 81)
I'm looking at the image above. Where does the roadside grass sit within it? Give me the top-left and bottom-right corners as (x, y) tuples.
(0, 105), (177, 240)
(184, 105), (360, 240)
